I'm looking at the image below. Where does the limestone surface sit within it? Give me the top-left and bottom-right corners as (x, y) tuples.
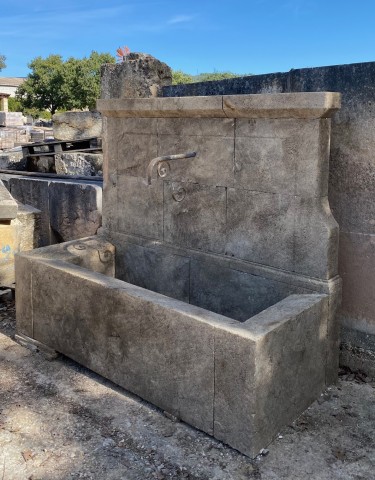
(52, 111), (102, 141)
(100, 53), (172, 99)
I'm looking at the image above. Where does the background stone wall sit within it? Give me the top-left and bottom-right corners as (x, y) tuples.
(164, 62), (375, 376)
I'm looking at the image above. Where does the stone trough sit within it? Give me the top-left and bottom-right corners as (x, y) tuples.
(15, 92), (341, 457)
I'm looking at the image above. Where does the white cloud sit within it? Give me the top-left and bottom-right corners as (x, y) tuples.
(167, 14), (195, 25)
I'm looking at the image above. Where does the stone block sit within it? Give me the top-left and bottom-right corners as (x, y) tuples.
(30, 259), (216, 434)
(223, 92), (340, 119)
(157, 133), (234, 187)
(338, 231), (375, 335)
(234, 118), (330, 197)
(9, 177), (52, 246)
(97, 96), (226, 118)
(116, 175), (163, 239)
(0, 180), (18, 220)
(55, 152), (103, 176)
(213, 294), (328, 457)
(115, 241), (190, 302)
(15, 254), (34, 336)
(0, 112), (24, 127)
(329, 189), (375, 235)
(293, 197), (339, 279)
(101, 53), (172, 100)
(157, 117), (234, 137)
(226, 189), (295, 270)
(49, 181), (102, 242)
(117, 133), (158, 177)
(163, 182), (227, 253)
(0, 223), (16, 285)
(0, 151), (27, 171)
(53, 111), (102, 141)
(249, 294), (328, 452)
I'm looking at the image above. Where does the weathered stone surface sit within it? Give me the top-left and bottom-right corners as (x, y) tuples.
(9, 177), (52, 246)
(16, 241), (330, 456)
(14, 255), (33, 336)
(98, 92), (339, 119)
(338, 231), (375, 335)
(49, 181), (102, 242)
(101, 53), (172, 99)
(223, 92), (340, 119)
(53, 111), (102, 141)
(116, 175), (163, 240)
(214, 294), (328, 456)
(115, 241), (190, 302)
(0, 112), (23, 127)
(189, 259), (309, 321)
(0, 223), (16, 285)
(163, 182), (227, 253)
(226, 189), (295, 270)
(15, 88), (341, 458)
(293, 197), (339, 279)
(97, 96), (226, 118)
(13, 203), (41, 252)
(340, 326), (375, 380)
(0, 180), (18, 220)
(30, 258), (216, 434)
(235, 118), (330, 197)
(0, 204), (41, 286)
(157, 129), (234, 187)
(248, 294), (328, 452)
(55, 153), (103, 176)
(0, 151), (27, 171)
(163, 61), (375, 375)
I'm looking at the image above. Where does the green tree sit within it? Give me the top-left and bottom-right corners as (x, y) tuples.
(16, 52), (115, 115)
(64, 51), (115, 110)
(0, 54), (6, 71)
(172, 69), (252, 85)
(194, 71), (244, 82)
(16, 55), (69, 115)
(172, 70), (194, 85)
(8, 97), (22, 112)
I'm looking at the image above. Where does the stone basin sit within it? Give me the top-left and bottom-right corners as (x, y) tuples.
(16, 92), (341, 457)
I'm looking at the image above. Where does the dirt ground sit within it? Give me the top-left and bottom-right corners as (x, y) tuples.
(0, 296), (374, 480)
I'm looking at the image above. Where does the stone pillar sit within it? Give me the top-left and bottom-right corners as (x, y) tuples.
(0, 95), (9, 112)
(100, 53), (172, 99)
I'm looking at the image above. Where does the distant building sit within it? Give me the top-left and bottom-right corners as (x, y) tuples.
(0, 77), (25, 112)
(0, 77), (25, 97)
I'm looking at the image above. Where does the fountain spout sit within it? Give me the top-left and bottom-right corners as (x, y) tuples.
(146, 152), (197, 185)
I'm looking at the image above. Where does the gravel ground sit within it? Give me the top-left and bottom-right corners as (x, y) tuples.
(0, 296), (374, 480)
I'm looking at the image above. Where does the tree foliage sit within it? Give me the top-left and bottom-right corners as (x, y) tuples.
(172, 70), (194, 85)
(172, 69), (251, 85)
(16, 52), (115, 115)
(0, 54), (6, 71)
(8, 97), (23, 112)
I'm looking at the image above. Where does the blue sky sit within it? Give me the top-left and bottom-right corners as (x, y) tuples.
(1, 0), (375, 78)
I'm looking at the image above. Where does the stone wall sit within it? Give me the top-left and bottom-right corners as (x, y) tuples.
(163, 62), (375, 377)
(0, 175), (102, 245)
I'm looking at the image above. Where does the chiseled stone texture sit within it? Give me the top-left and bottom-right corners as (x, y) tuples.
(53, 111), (102, 141)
